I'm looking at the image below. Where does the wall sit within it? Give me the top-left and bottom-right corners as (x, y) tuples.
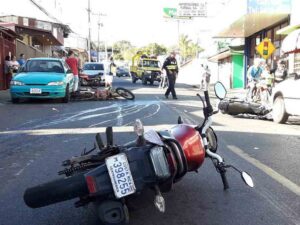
(16, 40), (47, 59)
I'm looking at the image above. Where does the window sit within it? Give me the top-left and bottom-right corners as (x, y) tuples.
(23, 18), (29, 26)
(83, 63), (104, 70)
(26, 60), (64, 73)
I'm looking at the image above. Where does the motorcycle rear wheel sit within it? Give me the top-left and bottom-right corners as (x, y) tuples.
(23, 172), (89, 208)
(115, 87), (135, 100)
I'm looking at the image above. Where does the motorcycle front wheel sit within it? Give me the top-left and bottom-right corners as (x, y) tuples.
(115, 87), (135, 100)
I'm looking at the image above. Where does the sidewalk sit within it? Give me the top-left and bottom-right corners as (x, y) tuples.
(0, 89), (10, 105)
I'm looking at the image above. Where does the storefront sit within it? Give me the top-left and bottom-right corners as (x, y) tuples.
(0, 26), (18, 90)
(212, 0), (292, 88)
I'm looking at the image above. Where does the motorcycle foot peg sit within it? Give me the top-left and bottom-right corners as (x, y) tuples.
(154, 185), (166, 213)
(94, 200), (129, 225)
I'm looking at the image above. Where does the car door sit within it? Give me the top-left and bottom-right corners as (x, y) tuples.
(282, 78), (300, 115)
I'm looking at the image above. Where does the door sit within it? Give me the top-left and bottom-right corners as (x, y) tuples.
(232, 55), (244, 89)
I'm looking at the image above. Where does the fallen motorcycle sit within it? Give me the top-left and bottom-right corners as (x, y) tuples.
(218, 81), (272, 119)
(23, 82), (254, 225)
(71, 86), (135, 101)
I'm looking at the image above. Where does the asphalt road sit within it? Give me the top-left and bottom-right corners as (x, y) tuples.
(0, 75), (299, 225)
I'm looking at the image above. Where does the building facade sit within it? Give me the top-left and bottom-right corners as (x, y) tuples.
(211, 0), (292, 89)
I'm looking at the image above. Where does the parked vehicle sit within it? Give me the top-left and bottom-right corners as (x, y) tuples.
(80, 62), (105, 87)
(130, 52), (162, 85)
(272, 73), (300, 123)
(116, 66), (130, 77)
(23, 82), (253, 225)
(10, 58), (74, 103)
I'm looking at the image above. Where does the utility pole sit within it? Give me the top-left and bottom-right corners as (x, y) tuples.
(87, 0), (91, 62)
(93, 12), (106, 62)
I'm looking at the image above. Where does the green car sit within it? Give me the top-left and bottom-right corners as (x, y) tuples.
(10, 58), (74, 103)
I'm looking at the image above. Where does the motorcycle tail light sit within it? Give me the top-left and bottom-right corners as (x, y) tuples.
(86, 175), (97, 193)
(150, 146), (170, 179)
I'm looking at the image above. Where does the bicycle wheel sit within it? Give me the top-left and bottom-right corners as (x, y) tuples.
(115, 87), (135, 100)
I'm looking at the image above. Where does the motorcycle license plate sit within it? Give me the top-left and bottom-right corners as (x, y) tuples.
(30, 88), (42, 94)
(106, 153), (136, 198)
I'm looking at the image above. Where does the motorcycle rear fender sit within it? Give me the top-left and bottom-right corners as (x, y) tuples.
(85, 145), (160, 196)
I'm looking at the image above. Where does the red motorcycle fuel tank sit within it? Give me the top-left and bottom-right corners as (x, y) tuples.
(170, 124), (205, 171)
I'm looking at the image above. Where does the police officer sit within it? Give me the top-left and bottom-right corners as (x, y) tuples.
(162, 51), (179, 99)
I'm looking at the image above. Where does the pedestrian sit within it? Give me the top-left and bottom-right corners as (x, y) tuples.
(105, 57), (116, 88)
(200, 65), (211, 90)
(17, 53), (26, 66)
(162, 51), (179, 99)
(65, 50), (79, 92)
(11, 56), (20, 74)
(273, 60), (287, 83)
(4, 55), (13, 88)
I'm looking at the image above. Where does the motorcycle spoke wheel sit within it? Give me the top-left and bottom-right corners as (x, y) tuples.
(115, 87), (135, 100)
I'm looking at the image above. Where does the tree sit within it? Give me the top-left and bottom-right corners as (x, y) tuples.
(140, 43), (168, 56)
(178, 34), (202, 62)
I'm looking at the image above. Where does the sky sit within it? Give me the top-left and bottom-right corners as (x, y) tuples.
(0, 0), (228, 47)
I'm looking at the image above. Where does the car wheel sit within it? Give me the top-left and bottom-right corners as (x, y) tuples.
(62, 85), (70, 103)
(142, 75), (147, 85)
(11, 97), (19, 104)
(131, 74), (137, 83)
(272, 96), (289, 123)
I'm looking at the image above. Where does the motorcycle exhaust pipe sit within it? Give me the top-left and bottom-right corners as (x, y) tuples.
(24, 173), (89, 208)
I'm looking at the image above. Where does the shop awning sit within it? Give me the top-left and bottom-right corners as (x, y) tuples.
(276, 24), (300, 35)
(281, 29), (300, 54)
(214, 13), (289, 38)
(208, 46), (244, 62)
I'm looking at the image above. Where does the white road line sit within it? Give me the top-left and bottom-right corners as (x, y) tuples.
(227, 145), (300, 196)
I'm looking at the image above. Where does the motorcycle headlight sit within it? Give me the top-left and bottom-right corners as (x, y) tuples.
(146, 70), (152, 74)
(48, 81), (64, 86)
(150, 146), (170, 179)
(10, 80), (24, 86)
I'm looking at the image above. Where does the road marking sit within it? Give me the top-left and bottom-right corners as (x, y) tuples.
(227, 145), (300, 196)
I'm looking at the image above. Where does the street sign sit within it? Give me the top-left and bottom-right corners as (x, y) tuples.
(256, 38), (276, 59)
(177, 1), (207, 17)
(163, 8), (177, 18)
(163, 7), (192, 20)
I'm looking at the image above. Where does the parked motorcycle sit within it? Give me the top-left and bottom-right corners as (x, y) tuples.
(23, 82), (254, 225)
(79, 72), (104, 88)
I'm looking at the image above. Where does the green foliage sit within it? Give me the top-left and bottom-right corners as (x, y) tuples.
(179, 34), (203, 61)
(139, 43), (168, 56)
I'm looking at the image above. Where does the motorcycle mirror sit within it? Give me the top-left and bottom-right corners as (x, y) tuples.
(134, 119), (144, 137)
(214, 82), (227, 100)
(106, 127), (113, 146)
(241, 171), (254, 188)
(96, 133), (105, 149)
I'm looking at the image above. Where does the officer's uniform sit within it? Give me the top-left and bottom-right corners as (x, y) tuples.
(162, 56), (179, 99)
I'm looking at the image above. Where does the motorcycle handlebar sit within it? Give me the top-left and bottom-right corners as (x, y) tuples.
(220, 169), (229, 190)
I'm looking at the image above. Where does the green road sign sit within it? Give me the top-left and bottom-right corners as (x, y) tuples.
(163, 8), (177, 18)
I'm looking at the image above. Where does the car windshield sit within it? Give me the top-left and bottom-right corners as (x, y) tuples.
(26, 60), (64, 73)
(83, 64), (104, 70)
(142, 60), (160, 68)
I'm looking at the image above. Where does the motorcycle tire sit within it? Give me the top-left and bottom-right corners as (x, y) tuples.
(115, 87), (135, 100)
(23, 173), (89, 208)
